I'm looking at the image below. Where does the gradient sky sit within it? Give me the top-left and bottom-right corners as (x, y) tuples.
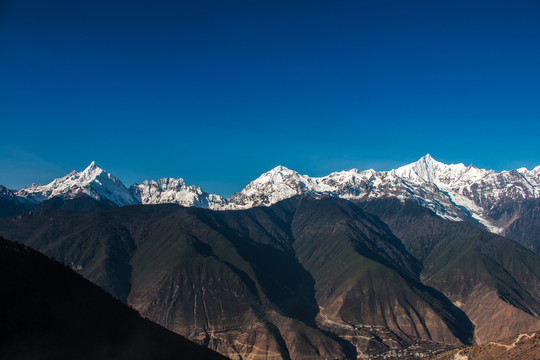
(1, 0), (539, 196)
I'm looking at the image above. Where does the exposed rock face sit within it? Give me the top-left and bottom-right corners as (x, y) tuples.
(130, 178), (227, 208)
(0, 197), (478, 359)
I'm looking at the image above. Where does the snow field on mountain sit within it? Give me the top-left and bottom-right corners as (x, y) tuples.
(14, 155), (540, 234)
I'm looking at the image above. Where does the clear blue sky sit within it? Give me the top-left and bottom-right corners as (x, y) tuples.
(1, 0), (539, 196)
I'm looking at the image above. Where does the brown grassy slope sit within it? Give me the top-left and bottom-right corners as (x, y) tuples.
(431, 331), (540, 360)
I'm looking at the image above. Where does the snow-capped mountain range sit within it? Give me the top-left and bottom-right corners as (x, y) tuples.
(6, 155), (540, 234)
(130, 178), (227, 209)
(16, 161), (138, 208)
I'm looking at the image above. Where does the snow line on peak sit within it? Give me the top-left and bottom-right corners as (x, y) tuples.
(10, 156), (540, 235)
(16, 162), (138, 207)
(130, 155), (540, 233)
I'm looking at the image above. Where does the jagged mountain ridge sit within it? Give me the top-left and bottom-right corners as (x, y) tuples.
(8, 155), (540, 238)
(130, 178), (227, 209)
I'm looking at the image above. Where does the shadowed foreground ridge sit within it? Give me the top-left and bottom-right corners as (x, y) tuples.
(0, 236), (228, 360)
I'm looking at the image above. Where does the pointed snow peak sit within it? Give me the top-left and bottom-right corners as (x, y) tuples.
(417, 154), (451, 174)
(227, 165), (309, 209)
(81, 161), (105, 177)
(83, 161), (98, 172)
(16, 162), (137, 207)
(268, 165), (294, 174)
(394, 154), (466, 185)
(417, 153), (445, 168)
(254, 166), (302, 183)
(395, 155), (438, 178)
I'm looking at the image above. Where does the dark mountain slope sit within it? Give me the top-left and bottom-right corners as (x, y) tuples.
(0, 185), (29, 217)
(0, 197), (475, 359)
(360, 198), (540, 343)
(35, 193), (119, 211)
(0, 204), (349, 359)
(0, 208), (138, 302)
(0, 236), (227, 360)
(290, 198), (473, 346)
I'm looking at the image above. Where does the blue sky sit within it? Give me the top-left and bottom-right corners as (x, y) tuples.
(1, 0), (539, 196)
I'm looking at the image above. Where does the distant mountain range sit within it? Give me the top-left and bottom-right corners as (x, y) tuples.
(3, 155), (540, 251)
(2, 157), (540, 359)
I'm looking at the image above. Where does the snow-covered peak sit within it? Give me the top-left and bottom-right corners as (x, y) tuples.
(318, 168), (377, 190)
(10, 156), (540, 236)
(130, 177), (226, 209)
(16, 162), (138, 207)
(260, 165), (302, 179)
(140, 178), (187, 190)
(325, 168), (371, 178)
(254, 165), (301, 179)
(394, 154), (462, 185)
(240, 165), (311, 195)
(81, 161), (103, 176)
(226, 166), (314, 209)
(393, 154), (493, 189)
(414, 153), (443, 171)
(133, 156), (540, 230)
(86, 160), (98, 170)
